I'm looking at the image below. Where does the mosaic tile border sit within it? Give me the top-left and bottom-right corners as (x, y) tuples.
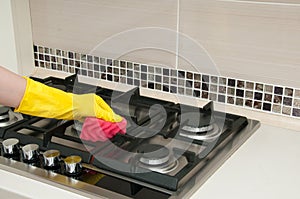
(33, 44), (300, 119)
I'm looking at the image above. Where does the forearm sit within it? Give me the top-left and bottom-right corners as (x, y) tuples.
(0, 66), (26, 108)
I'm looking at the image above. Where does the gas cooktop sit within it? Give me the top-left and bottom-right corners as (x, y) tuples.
(0, 74), (260, 198)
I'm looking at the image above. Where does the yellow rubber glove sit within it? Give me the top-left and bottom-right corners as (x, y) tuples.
(15, 77), (122, 122)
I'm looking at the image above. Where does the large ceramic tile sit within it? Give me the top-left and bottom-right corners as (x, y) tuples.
(30, 0), (177, 67)
(178, 0), (300, 87)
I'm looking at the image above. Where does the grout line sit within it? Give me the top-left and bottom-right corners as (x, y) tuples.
(175, 0), (180, 70)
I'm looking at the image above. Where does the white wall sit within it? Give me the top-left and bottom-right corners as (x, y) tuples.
(0, 0), (34, 75)
(29, 0), (300, 88)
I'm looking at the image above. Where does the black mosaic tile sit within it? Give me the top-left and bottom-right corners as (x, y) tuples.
(228, 79), (236, 87)
(202, 83), (209, 91)
(283, 97), (292, 106)
(100, 65), (106, 72)
(245, 100), (253, 108)
(236, 89), (244, 97)
(81, 69), (87, 76)
(218, 95), (225, 103)
(141, 65), (147, 72)
(127, 78), (133, 85)
(155, 75), (162, 83)
(148, 82), (154, 89)
(202, 75), (209, 83)
(39, 54), (44, 60)
(94, 56), (99, 63)
(107, 59), (112, 66)
(193, 90), (200, 97)
(163, 85), (169, 92)
(274, 86), (283, 95)
(141, 73), (147, 80)
(254, 92), (263, 101)
(88, 71), (93, 77)
(33, 45), (300, 120)
(107, 74), (113, 81)
(134, 79), (140, 86)
(178, 70), (185, 78)
(263, 103), (271, 111)
(127, 70), (133, 78)
(292, 108), (300, 117)
(186, 80), (193, 88)
(68, 52), (74, 59)
(187, 72), (193, 79)
(170, 86), (177, 94)
(194, 81), (201, 89)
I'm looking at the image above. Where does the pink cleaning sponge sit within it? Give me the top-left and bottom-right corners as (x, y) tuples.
(80, 117), (127, 142)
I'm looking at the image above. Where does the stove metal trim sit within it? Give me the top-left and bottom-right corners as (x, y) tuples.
(0, 119), (260, 198)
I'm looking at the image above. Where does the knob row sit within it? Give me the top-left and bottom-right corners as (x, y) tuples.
(1, 138), (82, 175)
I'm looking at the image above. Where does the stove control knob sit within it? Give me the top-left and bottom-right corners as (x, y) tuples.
(43, 149), (61, 169)
(22, 144), (39, 163)
(2, 138), (20, 157)
(64, 155), (82, 176)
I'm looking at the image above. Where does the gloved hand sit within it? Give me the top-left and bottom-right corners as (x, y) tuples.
(80, 117), (127, 142)
(15, 77), (122, 122)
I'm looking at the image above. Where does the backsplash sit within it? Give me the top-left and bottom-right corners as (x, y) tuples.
(34, 44), (300, 119)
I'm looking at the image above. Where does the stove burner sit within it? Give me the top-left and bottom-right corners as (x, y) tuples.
(182, 124), (214, 133)
(138, 144), (170, 166)
(137, 144), (179, 174)
(180, 123), (221, 141)
(0, 107), (19, 127)
(0, 107), (10, 122)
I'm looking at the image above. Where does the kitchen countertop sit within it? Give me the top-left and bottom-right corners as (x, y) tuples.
(191, 124), (300, 199)
(1, 123), (299, 198)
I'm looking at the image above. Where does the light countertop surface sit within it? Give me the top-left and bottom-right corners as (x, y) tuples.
(1, 123), (300, 198)
(191, 124), (300, 199)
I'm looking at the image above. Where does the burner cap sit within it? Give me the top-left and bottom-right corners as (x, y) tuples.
(138, 144), (170, 166)
(0, 107), (9, 116)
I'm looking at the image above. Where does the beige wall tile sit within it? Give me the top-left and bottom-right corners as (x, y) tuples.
(178, 0), (300, 88)
(30, 0), (178, 67)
